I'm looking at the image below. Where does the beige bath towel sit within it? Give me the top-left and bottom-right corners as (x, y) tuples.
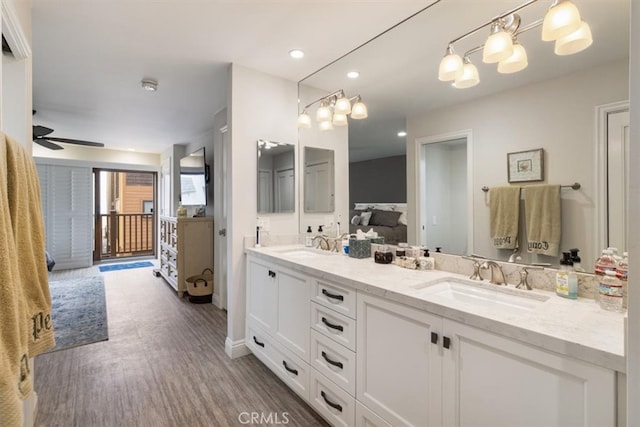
(524, 185), (561, 256)
(489, 186), (521, 249)
(0, 133), (55, 427)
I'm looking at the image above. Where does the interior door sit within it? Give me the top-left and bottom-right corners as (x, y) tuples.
(275, 168), (294, 212)
(607, 110), (630, 251)
(214, 125), (228, 309)
(305, 162), (332, 212)
(258, 169), (273, 212)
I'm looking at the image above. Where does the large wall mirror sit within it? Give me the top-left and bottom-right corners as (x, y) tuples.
(304, 147), (335, 213)
(257, 139), (295, 213)
(298, 0), (629, 272)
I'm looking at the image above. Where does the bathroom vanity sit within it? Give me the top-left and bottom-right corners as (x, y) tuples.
(245, 246), (625, 427)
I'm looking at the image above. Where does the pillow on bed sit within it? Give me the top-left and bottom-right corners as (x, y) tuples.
(369, 209), (402, 227)
(351, 215), (361, 225)
(360, 211), (373, 226)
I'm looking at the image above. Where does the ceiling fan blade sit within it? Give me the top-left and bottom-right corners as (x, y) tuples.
(43, 137), (105, 148)
(34, 138), (64, 150)
(33, 125), (55, 138)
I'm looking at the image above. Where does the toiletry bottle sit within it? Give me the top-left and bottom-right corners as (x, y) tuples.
(599, 270), (624, 312)
(608, 247), (622, 263)
(305, 226), (313, 247)
(595, 249), (616, 276)
(318, 225), (324, 234)
(418, 249), (435, 271)
(569, 248), (584, 272)
(616, 251), (629, 283)
(255, 222), (261, 248)
(556, 252), (578, 299)
(341, 237), (349, 255)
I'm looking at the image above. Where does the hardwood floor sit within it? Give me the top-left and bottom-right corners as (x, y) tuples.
(35, 266), (328, 427)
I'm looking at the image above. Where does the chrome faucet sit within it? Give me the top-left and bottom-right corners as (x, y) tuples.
(515, 266), (543, 290)
(480, 261), (507, 285)
(312, 235), (330, 251)
(462, 256), (483, 281)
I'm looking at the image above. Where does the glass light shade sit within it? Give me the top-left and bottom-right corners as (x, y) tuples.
(438, 53), (464, 81)
(332, 113), (348, 126)
(497, 43), (528, 73)
(318, 120), (334, 131)
(453, 62), (480, 89)
(483, 30), (514, 63)
(554, 21), (593, 55)
(334, 97), (352, 115)
(351, 101), (368, 119)
(542, 0), (582, 41)
(297, 112), (311, 128)
(316, 105), (332, 122)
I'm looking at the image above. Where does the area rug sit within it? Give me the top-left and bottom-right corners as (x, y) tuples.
(98, 261), (154, 272)
(47, 275), (108, 352)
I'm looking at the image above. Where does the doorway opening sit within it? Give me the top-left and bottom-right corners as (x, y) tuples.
(93, 169), (157, 261)
(417, 131), (473, 255)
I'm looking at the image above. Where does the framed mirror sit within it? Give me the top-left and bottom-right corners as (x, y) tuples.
(304, 147), (335, 213)
(257, 139), (295, 213)
(180, 147), (207, 206)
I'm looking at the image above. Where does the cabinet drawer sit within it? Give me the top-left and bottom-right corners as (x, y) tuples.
(356, 401), (391, 427)
(309, 369), (355, 427)
(247, 326), (310, 401)
(310, 330), (356, 396)
(311, 302), (356, 351)
(312, 279), (356, 319)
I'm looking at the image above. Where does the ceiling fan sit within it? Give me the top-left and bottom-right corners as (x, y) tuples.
(32, 112), (105, 150)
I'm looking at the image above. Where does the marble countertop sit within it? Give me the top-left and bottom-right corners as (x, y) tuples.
(246, 245), (626, 373)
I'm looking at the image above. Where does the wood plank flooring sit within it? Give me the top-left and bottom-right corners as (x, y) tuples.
(35, 266), (328, 427)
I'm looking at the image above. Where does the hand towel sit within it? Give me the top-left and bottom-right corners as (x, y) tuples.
(489, 186), (521, 249)
(0, 133), (55, 427)
(524, 184), (561, 256)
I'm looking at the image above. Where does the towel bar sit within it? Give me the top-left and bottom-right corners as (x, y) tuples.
(481, 182), (580, 192)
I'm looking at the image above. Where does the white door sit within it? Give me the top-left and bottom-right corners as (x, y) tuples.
(305, 162), (332, 212)
(37, 164), (93, 269)
(275, 168), (294, 212)
(442, 319), (615, 427)
(356, 293), (442, 427)
(246, 259), (278, 334)
(275, 269), (309, 360)
(160, 157), (171, 217)
(258, 169), (273, 212)
(607, 110), (630, 252)
(214, 125), (228, 309)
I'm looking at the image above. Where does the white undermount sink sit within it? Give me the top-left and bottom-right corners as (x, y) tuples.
(412, 277), (549, 312)
(273, 247), (333, 259)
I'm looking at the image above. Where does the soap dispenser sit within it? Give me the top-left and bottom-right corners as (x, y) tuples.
(556, 252), (578, 299)
(418, 249), (435, 271)
(305, 226), (313, 247)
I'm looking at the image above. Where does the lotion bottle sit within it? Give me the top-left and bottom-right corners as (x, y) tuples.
(556, 252), (578, 299)
(305, 226), (313, 247)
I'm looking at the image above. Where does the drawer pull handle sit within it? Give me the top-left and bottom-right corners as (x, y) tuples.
(321, 391), (343, 412)
(282, 361), (298, 376)
(268, 270), (276, 278)
(443, 336), (451, 349)
(321, 351), (344, 369)
(431, 332), (438, 345)
(253, 336), (265, 348)
(322, 289), (344, 301)
(322, 317), (344, 332)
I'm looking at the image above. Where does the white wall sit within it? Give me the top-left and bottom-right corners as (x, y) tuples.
(298, 84), (349, 234)
(408, 59), (629, 271)
(160, 144), (186, 217)
(226, 64), (299, 357)
(627, 0), (639, 423)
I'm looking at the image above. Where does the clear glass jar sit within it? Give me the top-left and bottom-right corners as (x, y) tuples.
(598, 270), (624, 312)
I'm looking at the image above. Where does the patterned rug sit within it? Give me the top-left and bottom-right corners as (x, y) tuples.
(47, 275), (108, 352)
(98, 261), (154, 272)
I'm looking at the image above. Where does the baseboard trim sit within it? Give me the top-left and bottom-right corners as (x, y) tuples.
(211, 294), (223, 310)
(225, 337), (250, 359)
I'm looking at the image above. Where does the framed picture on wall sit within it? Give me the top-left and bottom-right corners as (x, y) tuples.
(507, 148), (544, 183)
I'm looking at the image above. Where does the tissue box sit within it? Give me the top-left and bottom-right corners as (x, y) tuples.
(349, 238), (371, 259)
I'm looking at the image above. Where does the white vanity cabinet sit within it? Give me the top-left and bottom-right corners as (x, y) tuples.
(358, 292), (617, 427)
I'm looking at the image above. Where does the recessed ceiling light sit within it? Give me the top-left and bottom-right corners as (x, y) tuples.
(141, 78), (158, 91)
(289, 49), (304, 59)
(397, 131), (407, 137)
(347, 71), (360, 79)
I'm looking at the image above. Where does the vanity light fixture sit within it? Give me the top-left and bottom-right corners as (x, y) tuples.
(297, 89), (368, 129)
(437, 0), (592, 89)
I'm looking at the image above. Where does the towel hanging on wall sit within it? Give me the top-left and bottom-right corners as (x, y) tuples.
(524, 184), (561, 256)
(489, 186), (521, 250)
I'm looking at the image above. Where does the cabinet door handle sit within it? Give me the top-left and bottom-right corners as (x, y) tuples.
(431, 332), (439, 345)
(320, 391), (343, 412)
(322, 289), (344, 302)
(268, 270), (276, 278)
(321, 351), (344, 369)
(253, 336), (265, 348)
(322, 317), (344, 332)
(443, 336), (451, 349)
(282, 361), (298, 376)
